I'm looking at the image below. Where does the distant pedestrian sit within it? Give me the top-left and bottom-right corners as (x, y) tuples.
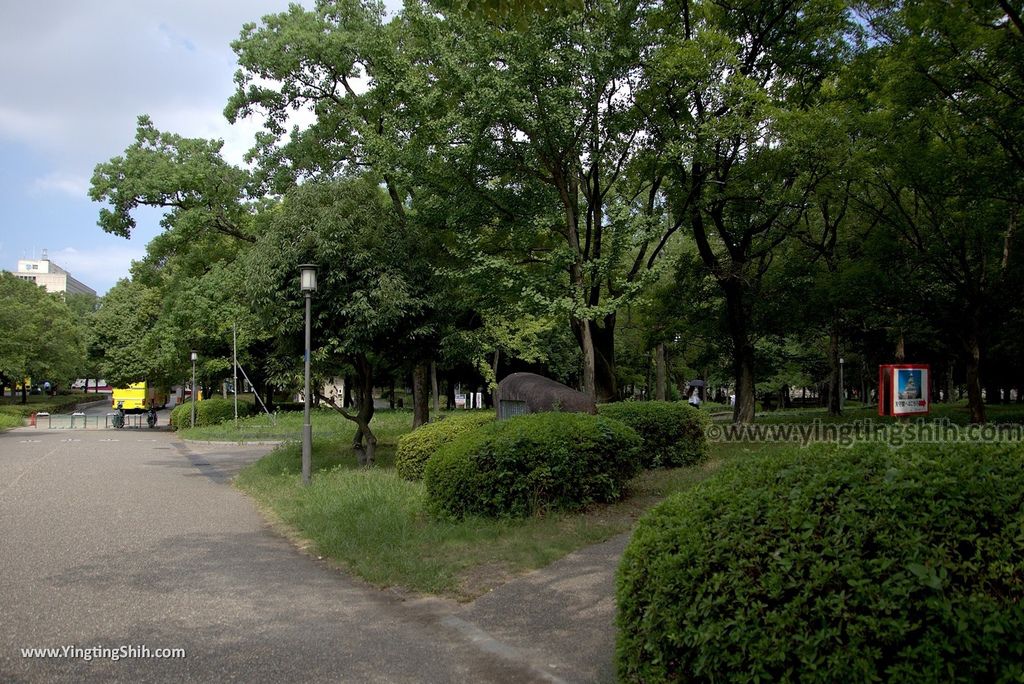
(729, 393), (736, 407)
(688, 390), (701, 408)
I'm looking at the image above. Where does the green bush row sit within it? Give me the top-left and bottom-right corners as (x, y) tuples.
(598, 400), (709, 468)
(616, 442), (1024, 682)
(0, 394), (95, 417)
(424, 412), (641, 518)
(395, 411), (495, 480)
(170, 397), (254, 429)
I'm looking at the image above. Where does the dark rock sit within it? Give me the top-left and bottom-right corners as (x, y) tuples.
(496, 373), (596, 419)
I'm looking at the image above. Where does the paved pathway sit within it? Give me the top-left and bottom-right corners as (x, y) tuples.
(0, 429), (622, 683)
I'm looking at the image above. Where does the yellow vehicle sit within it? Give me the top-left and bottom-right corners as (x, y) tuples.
(112, 383), (167, 411)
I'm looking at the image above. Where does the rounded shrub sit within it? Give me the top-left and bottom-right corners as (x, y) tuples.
(598, 400), (709, 468)
(395, 411), (495, 480)
(424, 411), (642, 518)
(170, 397), (252, 429)
(616, 442), (1024, 683)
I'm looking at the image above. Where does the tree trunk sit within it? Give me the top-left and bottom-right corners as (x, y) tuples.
(431, 361), (439, 414)
(350, 358), (377, 466)
(412, 361), (429, 428)
(591, 315), (617, 402)
(654, 342), (667, 401)
(343, 375), (353, 409)
(963, 330), (985, 423)
(827, 324), (841, 416)
(581, 318), (597, 401)
(446, 376), (456, 410)
(389, 377), (396, 410)
(21, 383), (27, 404)
(946, 360), (955, 404)
(723, 280), (756, 423)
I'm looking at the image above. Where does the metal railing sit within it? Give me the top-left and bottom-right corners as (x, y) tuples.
(30, 412), (158, 430)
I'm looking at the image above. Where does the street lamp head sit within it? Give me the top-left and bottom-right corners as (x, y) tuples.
(191, 350), (198, 362)
(839, 357), (844, 365)
(299, 264), (318, 293)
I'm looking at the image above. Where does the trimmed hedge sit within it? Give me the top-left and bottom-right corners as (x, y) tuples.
(424, 411), (642, 518)
(598, 400), (709, 468)
(395, 411), (495, 480)
(616, 442), (1024, 683)
(170, 397), (253, 429)
(0, 394), (94, 418)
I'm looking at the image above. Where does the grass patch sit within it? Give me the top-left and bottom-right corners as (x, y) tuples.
(755, 401), (1024, 425)
(177, 407), (428, 443)
(235, 432), (737, 599)
(233, 402), (1023, 600)
(0, 413), (24, 431)
(0, 393), (97, 417)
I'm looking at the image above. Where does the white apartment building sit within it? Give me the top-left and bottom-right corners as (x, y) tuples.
(12, 250), (96, 297)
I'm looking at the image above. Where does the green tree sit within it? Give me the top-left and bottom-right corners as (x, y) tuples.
(0, 274), (85, 402)
(857, 0), (1024, 422)
(90, 279), (171, 389)
(644, 0), (855, 422)
(246, 175), (432, 465)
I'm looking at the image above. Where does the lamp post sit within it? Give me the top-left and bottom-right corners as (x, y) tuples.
(300, 264), (318, 486)
(190, 350), (198, 428)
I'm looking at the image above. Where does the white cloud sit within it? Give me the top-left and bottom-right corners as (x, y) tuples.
(31, 172), (90, 199)
(49, 245), (147, 294)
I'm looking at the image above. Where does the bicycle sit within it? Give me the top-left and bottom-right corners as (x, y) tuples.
(112, 402), (125, 429)
(146, 405), (157, 428)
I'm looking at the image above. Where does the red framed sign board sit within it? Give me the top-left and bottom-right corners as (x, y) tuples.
(878, 364), (930, 417)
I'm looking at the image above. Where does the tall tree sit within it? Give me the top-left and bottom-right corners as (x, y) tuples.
(0, 274), (86, 402)
(859, 0), (1024, 422)
(645, 0), (854, 421)
(246, 175), (431, 465)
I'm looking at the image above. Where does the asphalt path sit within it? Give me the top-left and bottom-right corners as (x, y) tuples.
(0, 429), (620, 683)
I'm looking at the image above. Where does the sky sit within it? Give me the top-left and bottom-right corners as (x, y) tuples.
(0, 0), (394, 296)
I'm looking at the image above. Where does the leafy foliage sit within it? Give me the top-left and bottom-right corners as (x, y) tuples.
(424, 412), (641, 518)
(616, 442), (1024, 682)
(598, 401), (708, 468)
(0, 273), (86, 392)
(170, 397), (253, 429)
(395, 411), (495, 481)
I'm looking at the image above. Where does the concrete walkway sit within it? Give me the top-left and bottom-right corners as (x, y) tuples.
(0, 430), (623, 683)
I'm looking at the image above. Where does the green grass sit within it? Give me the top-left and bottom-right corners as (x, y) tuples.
(229, 402), (1024, 599)
(756, 401), (1024, 425)
(0, 413), (24, 431)
(235, 432), (734, 599)
(0, 393), (97, 417)
(176, 407), (439, 442)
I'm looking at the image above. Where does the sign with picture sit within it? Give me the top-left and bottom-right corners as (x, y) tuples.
(879, 364), (930, 416)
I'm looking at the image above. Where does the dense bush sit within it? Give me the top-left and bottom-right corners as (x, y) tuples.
(424, 411), (641, 518)
(170, 397), (253, 429)
(0, 394), (93, 417)
(616, 443), (1024, 683)
(598, 401), (708, 467)
(395, 411), (494, 480)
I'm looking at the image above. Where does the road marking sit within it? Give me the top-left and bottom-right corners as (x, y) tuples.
(18, 440), (42, 443)
(60, 439), (82, 443)
(439, 616), (566, 684)
(0, 443), (64, 500)
(99, 439), (120, 442)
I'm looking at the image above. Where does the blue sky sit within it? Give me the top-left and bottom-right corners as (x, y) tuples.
(0, 0), (397, 295)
